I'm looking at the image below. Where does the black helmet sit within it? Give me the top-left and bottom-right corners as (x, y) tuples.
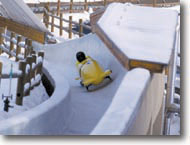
(76, 51), (86, 62)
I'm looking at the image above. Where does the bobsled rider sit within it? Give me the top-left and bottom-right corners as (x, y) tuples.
(75, 51), (112, 91)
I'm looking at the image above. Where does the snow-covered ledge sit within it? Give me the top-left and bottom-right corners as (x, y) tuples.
(91, 70), (165, 135)
(0, 66), (71, 135)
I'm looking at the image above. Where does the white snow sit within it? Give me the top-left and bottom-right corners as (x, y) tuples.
(98, 3), (179, 64)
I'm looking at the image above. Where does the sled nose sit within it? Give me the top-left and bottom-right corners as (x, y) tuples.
(103, 70), (112, 78)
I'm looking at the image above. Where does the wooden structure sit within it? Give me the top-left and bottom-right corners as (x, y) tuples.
(0, 27), (34, 60)
(0, 27), (45, 105)
(0, 16), (46, 44)
(27, 0), (179, 14)
(0, 52), (44, 105)
(44, 8), (92, 39)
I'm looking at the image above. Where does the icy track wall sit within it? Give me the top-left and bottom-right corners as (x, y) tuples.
(0, 34), (163, 135)
(0, 68), (71, 135)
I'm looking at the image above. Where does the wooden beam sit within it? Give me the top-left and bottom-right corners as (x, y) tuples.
(0, 16), (46, 44)
(90, 7), (106, 32)
(129, 59), (164, 73)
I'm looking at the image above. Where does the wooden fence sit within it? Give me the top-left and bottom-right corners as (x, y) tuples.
(0, 27), (34, 61)
(43, 5), (92, 39)
(28, 0), (179, 14)
(0, 27), (45, 106)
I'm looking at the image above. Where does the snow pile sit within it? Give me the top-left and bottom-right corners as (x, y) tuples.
(98, 3), (179, 64)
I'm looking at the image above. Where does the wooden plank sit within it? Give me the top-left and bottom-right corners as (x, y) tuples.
(0, 16), (45, 44)
(90, 8), (106, 32)
(129, 59), (164, 73)
(139, 2), (179, 7)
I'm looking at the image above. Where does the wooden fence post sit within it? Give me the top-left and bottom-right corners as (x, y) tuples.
(24, 38), (28, 58)
(79, 19), (83, 37)
(51, 11), (55, 32)
(43, 9), (46, 24)
(153, 0), (157, 7)
(16, 61), (26, 105)
(37, 51), (44, 75)
(70, 0), (73, 13)
(104, 0), (107, 6)
(31, 54), (37, 90)
(36, 51), (44, 86)
(45, 2), (50, 28)
(0, 27), (5, 55)
(28, 39), (33, 55)
(69, 16), (72, 39)
(16, 35), (22, 62)
(84, 0), (88, 11)
(57, 0), (61, 16)
(60, 13), (63, 36)
(9, 32), (15, 58)
(25, 56), (33, 96)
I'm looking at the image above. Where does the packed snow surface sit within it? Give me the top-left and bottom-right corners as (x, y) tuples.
(98, 3), (179, 64)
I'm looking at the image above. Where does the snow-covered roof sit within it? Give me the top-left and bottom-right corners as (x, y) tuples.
(97, 3), (179, 65)
(0, 0), (48, 33)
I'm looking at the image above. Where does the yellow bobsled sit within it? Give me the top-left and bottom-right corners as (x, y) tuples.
(75, 52), (112, 91)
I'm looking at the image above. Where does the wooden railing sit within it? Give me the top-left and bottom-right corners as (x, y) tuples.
(0, 27), (45, 106)
(28, 0), (179, 14)
(43, 6), (92, 39)
(0, 27), (34, 61)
